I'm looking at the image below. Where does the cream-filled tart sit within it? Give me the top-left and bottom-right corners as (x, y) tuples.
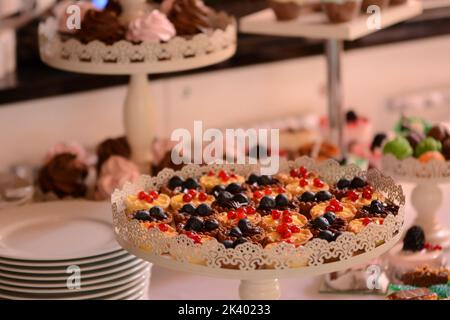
(310, 199), (357, 222)
(141, 221), (177, 237)
(200, 170), (245, 191)
(261, 209), (308, 232)
(276, 166), (316, 185)
(286, 176), (329, 197)
(341, 187), (385, 208)
(218, 219), (266, 246)
(347, 217), (385, 234)
(265, 224), (313, 247)
(131, 206), (173, 225)
(126, 190), (171, 213)
(217, 206), (261, 228)
(177, 215), (223, 238)
(170, 189), (215, 211)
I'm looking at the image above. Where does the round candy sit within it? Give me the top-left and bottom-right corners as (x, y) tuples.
(383, 137), (413, 160)
(418, 151), (445, 164)
(414, 137), (442, 158)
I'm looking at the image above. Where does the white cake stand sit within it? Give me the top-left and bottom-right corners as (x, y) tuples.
(38, 0), (237, 171)
(240, 1), (423, 156)
(382, 155), (450, 248)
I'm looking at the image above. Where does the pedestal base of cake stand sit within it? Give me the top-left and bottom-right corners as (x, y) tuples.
(411, 181), (450, 248)
(239, 279), (281, 300)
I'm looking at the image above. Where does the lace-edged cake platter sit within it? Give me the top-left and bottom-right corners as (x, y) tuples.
(112, 158), (405, 281)
(382, 154), (450, 183)
(38, 17), (237, 75)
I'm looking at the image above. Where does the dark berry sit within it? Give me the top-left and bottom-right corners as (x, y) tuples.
(332, 231), (342, 241)
(134, 210), (151, 221)
(168, 176), (184, 190)
(315, 190), (333, 202)
(183, 178), (199, 190)
(233, 237), (248, 247)
(275, 194), (289, 208)
(323, 211), (336, 224)
(370, 200), (385, 214)
(350, 177), (367, 189)
(226, 183), (242, 194)
(218, 191), (233, 203)
(229, 227), (243, 238)
(222, 240), (234, 249)
(184, 216), (204, 232)
(313, 216), (330, 229)
(336, 178), (351, 190)
(258, 175), (273, 186)
(211, 185), (226, 198)
(299, 191), (316, 202)
(318, 230), (334, 242)
(346, 110), (358, 123)
(403, 226), (425, 252)
(371, 133), (387, 151)
(233, 193), (249, 205)
(180, 203), (196, 215)
(238, 219), (252, 234)
(258, 196), (276, 210)
(247, 173), (259, 185)
(149, 206), (168, 221)
(204, 219), (219, 231)
(195, 203), (212, 217)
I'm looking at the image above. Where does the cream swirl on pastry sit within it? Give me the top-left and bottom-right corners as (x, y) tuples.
(95, 156), (140, 201)
(126, 10), (176, 43)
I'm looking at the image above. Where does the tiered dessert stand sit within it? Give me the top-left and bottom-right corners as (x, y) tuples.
(240, 1), (423, 155)
(38, 0), (237, 171)
(383, 155), (450, 248)
(112, 158), (406, 299)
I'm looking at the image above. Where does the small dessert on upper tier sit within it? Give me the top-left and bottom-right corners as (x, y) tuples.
(321, 0), (362, 24)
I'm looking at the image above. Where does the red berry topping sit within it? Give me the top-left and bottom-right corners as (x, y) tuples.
(138, 191), (147, 200)
(253, 191), (263, 199)
(362, 190), (372, 200)
(434, 245), (443, 251)
(271, 210), (281, 220)
(314, 178), (324, 188)
(299, 179), (308, 187)
(158, 224), (169, 232)
(276, 223), (289, 234)
(237, 208), (247, 220)
(424, 243), (431, 250)
(198, 192), (208, 201)
(218, 170), (229, 181)
(364, 186), (374, 193)
(281, 230), (292, 239)
(362, 218), (371, 226)
(264, 188), (272, 195)
(207, 171), (215, 176)
(227, 211), (237, 220)
(290, 225), (301, 233)
(330, 199), (341, 207)
(246, 207), (256, 215)
(277, 187), (286, 194)
(230, 173), (237, 179)
(347, 190), (359, 202)
(299, 166), (308, 178)
(282, 215), (293, 223)
(149, 191), (159, 199)
(188, 189), (197, 197)
(290, 169), (299, 178)
(282, 210), (291, 216)
(325, 205), (336, 212)
(183, 194), (193, 202)
(144, 195), (153, 203)
(186, 232), (202, 244)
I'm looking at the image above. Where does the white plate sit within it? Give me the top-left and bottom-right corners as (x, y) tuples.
(0, 254), (136, 274)
(0, 249), (126, 267)
(0, 274), (149, 300)
(0, 263), (149, 288)
(0, 267), (150, 294)
(97, 282), (148, 301)
(0, 201), (120, 260)
(0, 258), (145, 281)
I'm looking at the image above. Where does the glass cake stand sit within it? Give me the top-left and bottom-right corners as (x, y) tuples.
(240, 1), (423, 157)
(38, 0), (237, 172)
(112, 159), (406, 300)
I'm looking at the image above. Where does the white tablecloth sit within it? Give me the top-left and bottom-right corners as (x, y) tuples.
(146, 183), (450, 300)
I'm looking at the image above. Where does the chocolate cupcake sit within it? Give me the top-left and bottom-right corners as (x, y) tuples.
(354, 200), (399, 219)
(75, 9), (126, 44)
(96, 136), (131, 172)
(361, 0), (390, 12)
(38, 153), (88, 198)
(173, 202), (217, 224)
(293, 190), (333, 218)
(322, 0), (362, 24)
(308, 213), (347, 242)
(267, 0), (301, 21)
(217, 219), (266, 247)
(176, 215), (223, 238)
(132, 206), (173, 225)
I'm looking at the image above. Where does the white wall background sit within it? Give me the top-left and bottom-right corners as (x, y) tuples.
(0, 34), (449, 170)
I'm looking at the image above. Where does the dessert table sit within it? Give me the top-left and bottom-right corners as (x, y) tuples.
(145, 183), (450, 300)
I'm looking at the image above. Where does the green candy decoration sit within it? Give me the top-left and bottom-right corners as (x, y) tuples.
(383, 137), (413, 160)
(414, 137), (442, 158)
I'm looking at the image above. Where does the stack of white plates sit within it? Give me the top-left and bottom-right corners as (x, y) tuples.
(0, 201), (151, 300)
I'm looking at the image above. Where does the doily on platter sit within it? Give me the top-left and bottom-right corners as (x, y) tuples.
(112, 157), (405, 271)
(38, 17), (237, 66)
(382, 154), (450, 180)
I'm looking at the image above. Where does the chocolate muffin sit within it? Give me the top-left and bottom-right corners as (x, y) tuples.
(75, 9), (126, 44)
(322, 1), (361, 24)
(96, 136), (131, 172)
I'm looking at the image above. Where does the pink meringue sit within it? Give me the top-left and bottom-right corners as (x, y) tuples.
(95, 156), (140, 201)
(54, 0), (95, 34)
(126, 10), (176, 43)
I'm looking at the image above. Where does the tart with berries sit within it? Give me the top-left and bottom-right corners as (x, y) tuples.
(126, 190), (171, 213)
(310, 199), (357, 222)
(286, 176), (329, 197)
(261, 209), (308, 232)
(276, 166), (314, 185)
(341, 186), (385, 208)
(347, 217), (385, 234)
(354, 200), (400, 219)
(330, 176), (370, 200)
(308, 212), (347, 242)
(244, 173), (280, 189)
(172, 202), (216, 224)
(200, 170), (245, 191)
(293, 189), (334, 218)
(161, 176), (204, 196)
(218, 219), (266, 247)
(170, 189), (215, 211)
(265, 224), (313, 247)
(131, 206), (173, 225)
(177, 215), (223, 238)
(212, 190), (251, 212)
(217, 206), (261, 228)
